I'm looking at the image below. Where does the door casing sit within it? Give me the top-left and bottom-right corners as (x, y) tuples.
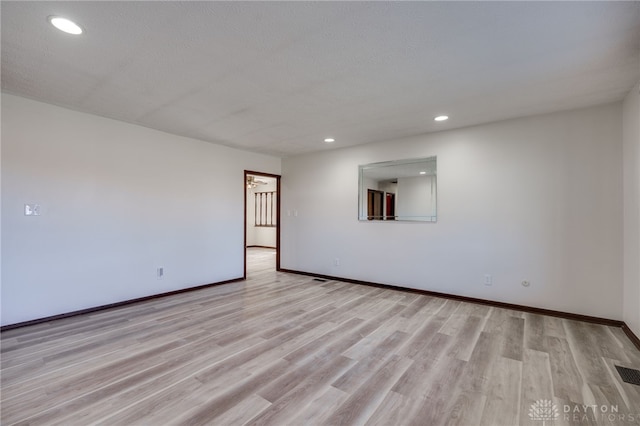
(244, 170), (281, 278)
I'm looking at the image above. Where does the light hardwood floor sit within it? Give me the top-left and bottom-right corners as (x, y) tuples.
(2, 247), (639, 425)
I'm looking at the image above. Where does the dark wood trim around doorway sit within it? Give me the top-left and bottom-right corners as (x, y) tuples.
(244, 170), (281, 278)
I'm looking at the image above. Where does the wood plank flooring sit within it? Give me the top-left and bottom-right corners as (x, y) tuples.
(2, 247), (640, 425)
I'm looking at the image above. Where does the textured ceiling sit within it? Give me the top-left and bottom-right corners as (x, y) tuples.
(2, 1), (639, 157)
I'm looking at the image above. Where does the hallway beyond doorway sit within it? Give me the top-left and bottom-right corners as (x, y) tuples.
(246, 247), (276, 276)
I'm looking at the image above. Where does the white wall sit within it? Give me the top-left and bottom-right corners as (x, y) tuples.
(282, 103), (623, 320)
(396, 175), (436, 220)
(623, 82), (640, 336)
(246, 178), (277, 248)
(1, 94), (280, 326)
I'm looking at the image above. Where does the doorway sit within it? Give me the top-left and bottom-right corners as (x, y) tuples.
(244, 170), (281, 278)
(385, 192), (396, 220)
(367, 189), (384, 220)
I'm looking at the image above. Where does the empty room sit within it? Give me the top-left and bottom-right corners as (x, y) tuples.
(1, 1), (640, 425)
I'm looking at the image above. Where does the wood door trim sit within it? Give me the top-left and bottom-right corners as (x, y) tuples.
(244, 170), (281, 278)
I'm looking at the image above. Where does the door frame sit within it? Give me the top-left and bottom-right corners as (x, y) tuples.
(244, 170), (281, 278)
(367, 189), (384, 220)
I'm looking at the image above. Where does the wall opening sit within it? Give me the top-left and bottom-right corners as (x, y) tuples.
(244, 171), (281, 277)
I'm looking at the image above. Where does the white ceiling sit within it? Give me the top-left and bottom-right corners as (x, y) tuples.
(2, 1), (639, 157)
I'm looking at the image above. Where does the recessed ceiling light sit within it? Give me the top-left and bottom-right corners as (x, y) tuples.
(419, 171), (427, 175)
(324, 138), (335, 143)
(434, 115), (449, 122)
(48, 16), (83, 35)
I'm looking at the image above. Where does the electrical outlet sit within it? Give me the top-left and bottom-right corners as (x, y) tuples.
(484, 274), (492, 286)
(157, 267), (164, 279)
